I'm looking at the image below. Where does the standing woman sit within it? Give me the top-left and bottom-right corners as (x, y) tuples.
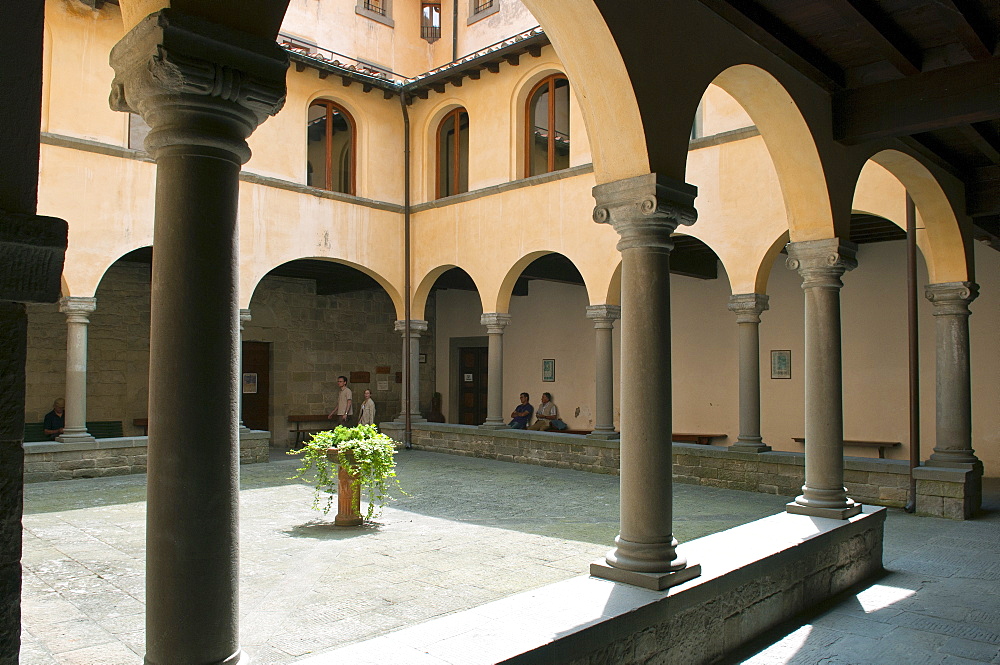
(358, 388), (376, 426)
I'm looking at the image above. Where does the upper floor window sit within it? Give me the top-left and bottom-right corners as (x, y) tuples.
(421, 3), (441, 41)
(307, 100), (355, 195)
(356, 0), (394, 27)
(468, 0), (498, 24)
(525, 75), (570, 177)
(437, 108), (469, 198)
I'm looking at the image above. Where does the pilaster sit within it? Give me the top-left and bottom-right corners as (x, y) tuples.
(589, 174), (701, 590)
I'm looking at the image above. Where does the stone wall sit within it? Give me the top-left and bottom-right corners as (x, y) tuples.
(383, 423), (971, 519)
(22, 430), (269, 483)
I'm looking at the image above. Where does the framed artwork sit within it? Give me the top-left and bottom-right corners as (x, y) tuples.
(419, 353), (427, 363)
(242, 373), (257, 394)
(542, 359), (556, 382)
(771, 350), (791, 379)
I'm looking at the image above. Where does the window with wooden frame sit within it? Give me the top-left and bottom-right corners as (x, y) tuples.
(421, 2), (441, 41)
(307, 100), (356, 195)
(436, 108), (469, 198)
(525, 75), (570, 177)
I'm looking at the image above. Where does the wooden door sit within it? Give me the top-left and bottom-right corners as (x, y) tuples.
(457, 346), (488, 425)
(241, 341), (270, 432)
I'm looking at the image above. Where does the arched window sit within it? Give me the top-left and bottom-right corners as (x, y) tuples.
(525, 75), (570, 177)
(436, 107), (469, 198)
(307, 100), (355, 194)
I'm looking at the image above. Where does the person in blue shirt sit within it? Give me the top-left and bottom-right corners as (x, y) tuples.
(508, 392), (533, 429)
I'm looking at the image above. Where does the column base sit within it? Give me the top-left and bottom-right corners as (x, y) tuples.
(147, 647), (247, 665)
(729, 440), (771, 453)
(55, 431), (96, 444)
(786, 498), (861, 520)
(927, 452), (981, 468)
(587, 429), (620, 440)
(590, 559), (701, 591)
(479, 420), (507, 430)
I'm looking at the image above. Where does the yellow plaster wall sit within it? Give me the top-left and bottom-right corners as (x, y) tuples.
(700, 85), (753, 137)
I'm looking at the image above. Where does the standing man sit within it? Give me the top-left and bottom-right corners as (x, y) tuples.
(328, 375), (354, 425)
(508, 392), (533, 429)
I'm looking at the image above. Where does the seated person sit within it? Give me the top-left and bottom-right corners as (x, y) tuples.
(508, 392), (533, 429)
(529, 392), (568, 430)
(43, 398), (65, 440)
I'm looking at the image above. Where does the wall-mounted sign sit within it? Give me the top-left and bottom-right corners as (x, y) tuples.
(771, 350), (791, 379)
(242, 373), (257, 394)
(542, 359), (556, 382)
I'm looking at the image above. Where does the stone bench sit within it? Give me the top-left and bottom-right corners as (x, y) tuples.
(288, 414), (334, 445)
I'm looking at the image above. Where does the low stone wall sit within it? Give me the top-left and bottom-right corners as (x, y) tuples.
(381, 422), (973, 519)
(23, 430), (270, 483)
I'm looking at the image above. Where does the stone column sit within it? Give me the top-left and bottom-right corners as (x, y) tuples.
(785, 239), (861, 519)
(238, 309), (251, 432)
(586, 304), (620, 440)
(924, 282), (980, 467)
(727, 293), (770, 453)
(56, 297), (97, 443)
(589, 173), (701, 590)
(480, 313), (511, 429)
(109, 11), (286, 665)
(395, 320), (428, 423)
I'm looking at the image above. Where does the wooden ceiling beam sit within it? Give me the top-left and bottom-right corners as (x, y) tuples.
(828, 0), (921, 76)
(834, 57), (1000, 143)
(928, 0), (994, 61)
(968, 165), (1000, 216)
(959, 123), (1000, 164)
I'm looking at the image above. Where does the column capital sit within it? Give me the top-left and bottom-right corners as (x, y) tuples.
(239, 308), (251, 330)
(394, 319), (428, 335)
(925, 281), (978, 315)
(592, 173), (697, 251)
(786, 238), (857, 288)
(109, 9), (288, 163)
(480, 312), (511, 334)
(0, 210), (67, 304)
(586, 304), (621, 327)
(59, 296), (97, 322)
(727, 293), (769, 324)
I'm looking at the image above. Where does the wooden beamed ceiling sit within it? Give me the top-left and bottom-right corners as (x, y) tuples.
(701, 0), (1000, 239)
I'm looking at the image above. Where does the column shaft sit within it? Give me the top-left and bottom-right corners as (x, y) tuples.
(786, 239), (860, 519)
(109, 11), (287, 665)
(587, 305), (620, 440)
(728, 294), (769, 452)
(925, 283), (979, 466)
(395, 320), (427, 423)
(589, 173), (700, 590)
(58, 297), (97, 442)
(238, 309), (251, 432)
(480, 313), (510, 429)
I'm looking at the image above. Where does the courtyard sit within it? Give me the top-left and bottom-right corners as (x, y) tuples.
(18, 451), (1000, 665)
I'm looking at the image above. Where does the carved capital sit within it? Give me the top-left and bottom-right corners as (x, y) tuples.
(0, 210), (67, 304)
(109, 9), (288, 162)
(480, 312), (511, 334)
(925, 282), (978, 317)
(394, 319), (428, 336)
(592, 173), (697, 252)
(239, 308), (251, 330)
(785, 238), (857, 289)
(59, 296), (97, 324)
(727, 293), (769, 324)
(586, 304), (621, 328)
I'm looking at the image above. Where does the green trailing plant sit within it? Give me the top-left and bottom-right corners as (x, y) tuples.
(288, 424), (404, 520)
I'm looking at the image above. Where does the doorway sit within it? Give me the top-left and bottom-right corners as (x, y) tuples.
(241, 341), (270, 432)
(450, 337), (488, 425)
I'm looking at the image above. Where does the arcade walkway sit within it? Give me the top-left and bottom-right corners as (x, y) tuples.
(18, 450), (1000, 664)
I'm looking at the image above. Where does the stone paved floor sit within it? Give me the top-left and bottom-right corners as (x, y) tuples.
(18, 451), (1000, 664)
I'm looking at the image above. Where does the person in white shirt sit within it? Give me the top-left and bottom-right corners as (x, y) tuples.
(358, 389), (376, 426)
(529, 392), (567, 430)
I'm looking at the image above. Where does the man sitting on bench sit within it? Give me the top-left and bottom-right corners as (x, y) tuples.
(529, 392), (568, 431)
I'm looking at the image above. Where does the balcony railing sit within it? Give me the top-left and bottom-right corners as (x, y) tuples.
(473, 0), (494, 14)
(363, 0), (386, 16)
(421, 25), (442, 40)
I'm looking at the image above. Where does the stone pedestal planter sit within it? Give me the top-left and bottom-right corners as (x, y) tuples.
(327, 448), (362, 526)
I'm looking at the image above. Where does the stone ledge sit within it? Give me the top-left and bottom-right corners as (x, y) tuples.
(306, 507), (885, 665)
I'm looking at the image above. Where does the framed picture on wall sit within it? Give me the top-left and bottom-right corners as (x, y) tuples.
(771, 350), (791, 379)
(542, 359), (556, 382)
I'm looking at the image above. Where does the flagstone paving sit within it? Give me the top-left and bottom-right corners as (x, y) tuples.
(18, 451), (1000, 664)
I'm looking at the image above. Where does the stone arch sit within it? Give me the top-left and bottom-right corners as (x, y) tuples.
(71, 243), (154, 298)
(494, 251), (591, 314)
(516, 1), (648, 185)
(860, 150), (970, 284)
(710, 64), (834, 242)
(412, 264), (483, 320)
(605, 261), (622, 307)
(751, 231), (790, 295)
(243, 256), (403, 316)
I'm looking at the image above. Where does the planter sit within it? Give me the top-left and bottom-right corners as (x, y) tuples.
(327, 448), (363, 527)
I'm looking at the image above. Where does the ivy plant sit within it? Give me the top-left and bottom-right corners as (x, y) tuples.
(289, 424), (404, 520)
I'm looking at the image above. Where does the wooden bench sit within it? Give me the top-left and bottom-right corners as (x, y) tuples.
(24, 420), (124, 441)
(793, 437), (901, 459)
(288, 414), (334, 445)
(673, 433), (727, 445)
(134, 418), (148, 436)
